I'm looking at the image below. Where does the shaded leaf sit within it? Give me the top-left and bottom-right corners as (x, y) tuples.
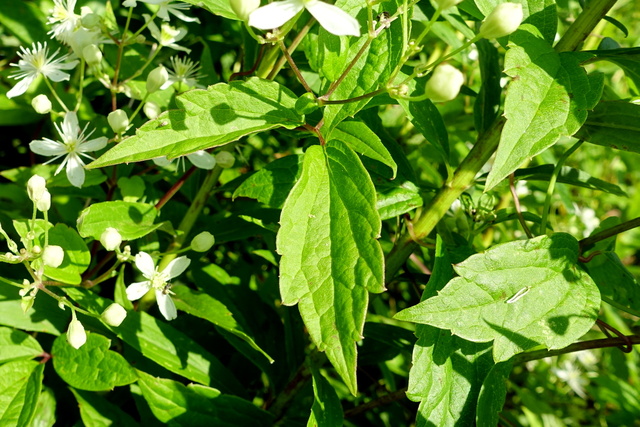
(77, 201), (162, 241)
(0, 327), (43, 364)
(276, 140), (385, 394)
(514, 164), (626, 196)
(71, 388), (139, 427)
(476, 361), (513, 426)
(575, 101), (640, 153)
(308, 368), (344, 427)
(398, 98), (449, 162)
(0, 360), (43, 427)
(396, 233), (601, 362)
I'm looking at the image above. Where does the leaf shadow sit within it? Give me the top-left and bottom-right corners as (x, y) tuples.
(485, 320), (541, 352)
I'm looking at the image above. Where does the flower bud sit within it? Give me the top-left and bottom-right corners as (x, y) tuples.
(144, 102), (162, 119)
(215, 151), (235, 168)
(231, 0), (260, 20)
(21, 295), (35, 313)
(36, 189), (51, 212)
(146, 66), (169, 94)
(100, 227), (122, 251)
(42, 245), (64, 268)
(424, 64), (464, 102)
(101, 303), (127, 327)
(27, 175), (47, 202)
(435, 0), (462, 9)
(82, 44), (102, 66)
(479, 2), (523, 39)
(67, 313), (87, 349)
(31, 94), (52, 114)
(107, 110), (129, 134)
(191, 231), (215, 252)
(81, 13), (101, 29)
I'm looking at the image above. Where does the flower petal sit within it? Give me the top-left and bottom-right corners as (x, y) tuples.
(156, 290), (177, 320)
(305, 0), (360, 36)
(80, 136), (108, 152)
(61, 112), (80, 138)
(126, 281), (151, 300)
(6, 75), (35, 99)
(65, 153), (86, 188)
(30, 139), (67, 156)
(186, 151), (216, 169)
(44, 69), (72, 82)
(248, 0), (304, 30)
(135, 252), (157, 277)
(164, 256), (191, 279)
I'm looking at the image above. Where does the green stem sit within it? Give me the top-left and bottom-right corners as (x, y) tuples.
(540, 140), (583, 233)
(579, 216), (640, 251)
(277, 40), (313, 94)
(267, 20), (312, 81)
(75, 59), (86, 112)
(554, 0), (619, 53)
(601, 295), (640, 318)
(512, 335), (640, 364)
(44, 79), (69, 113)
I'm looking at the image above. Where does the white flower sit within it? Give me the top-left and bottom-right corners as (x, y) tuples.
(32, 94), (53, 114)
(101, 303), (127, 327)
(249, 0), (360, 37)
(424, 63), (464, 102)
(153, 150), (217, 170)
(67, 311), (87, 349)
(161, 56), (202, 90)
(6, 42), (79, 99)
(479, 2), (523, 39)
(100, 227), (123, 251)
(552, 360), (588, 398)
(145, 14), (191, 52)
(27, 175), (48, 202)
(126, 252), (191, 321)
(48, 0), (82, 43)
(29, 112), (108, 188)
(125, 0), (200, 23)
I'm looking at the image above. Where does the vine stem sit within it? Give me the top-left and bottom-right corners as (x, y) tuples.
(384, 0), (619, 284)
(579, 216), (640, 251)
(512, 335), (640, 364)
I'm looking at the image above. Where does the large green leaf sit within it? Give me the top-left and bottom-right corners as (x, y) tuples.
(308, 368), (344, 427)
(89, 78), (304, 168)
(408, 236), (495, 426)
(485, 25), (603, 190)
(52, 333), (138, 391)
(0, 360), (43, 427)
(476, 361), (513, 426)
(395, 233), (601, 362)
(575, 101), (640, 153)
(71, 389), (139, 427)
(0, 327), (43, 364)
(45, 224), (91, 285)
(276, 140), (385, 394)
(136, 371), (273, 426)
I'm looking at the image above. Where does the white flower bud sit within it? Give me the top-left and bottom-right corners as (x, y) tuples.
(230, 0), (260, 20)
(36, 190), (51, 212)
(479, 2), (523, 39)
(101, 303), (127, 327)
(100, 227), (122, 251)
(424, 64), (464, 102)
(27, 175), (47, 202)
(434, 0), (462, 9)
(21, 295), (35, 313)
(215, 151), (235, 168)
(107, 110), (129, 134)
(31, 94), (52, 114)
(144, 102), (162, 119)
(67, 313), (87, 349)
(191, 231), (215, 252)
(82, 44), (102, 66)
(146, 66), (169, 94)
(42, 245), (64, 268)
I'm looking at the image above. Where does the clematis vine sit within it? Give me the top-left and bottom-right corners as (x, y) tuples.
(145, 14), (191, 52)
(126, 252), (191, 321)
(124, 0), (200, 23)
(153, 150), (217, 170)
(248, 0), (360, 37)
(29, 111), (108, 188)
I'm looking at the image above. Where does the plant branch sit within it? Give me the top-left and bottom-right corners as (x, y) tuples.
(579, 216), (640, 251)
(512, 335), (640, 364)
(554, 0), (619, 53)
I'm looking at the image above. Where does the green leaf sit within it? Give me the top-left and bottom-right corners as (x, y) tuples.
(0, 0), (48, 45)
(485, 25), (603, 190)
(375, 180), (423, 220)
(62, 287), (245, 395)
(276, 140), (385, 394)
(476, 361), (513, 426)
(172, 286), (274, 363)
(0, 97), (41, 126)
(233, 155), (303, 209)
(71, 388), (139, 427)
(321, 0), (403, 132)
(0, 360), (44, 427)
(45, 224), (91, 285)
(408, 236), (495, 426)
(183, 0), (238, 20)
(0, 327), (43, 364)
(395, 233), (601, 362)
(398, 98), (449, 162)
(584, 48), (640, 91)
(89, 79), (304, 168)
(136, 370), (273, 426)
(328, 121), (397, 178)
(575, 101), (640, 153)
(52, 333), (137, 391)
(0, 277), (69, 335)
(308, 368), (344, 427)
(474, 39), (502, 135)
(31, 387), (56, 427)
(77, 201), (161, 241)
(584, 252), (640, 312)
(514, 164), (627, 196)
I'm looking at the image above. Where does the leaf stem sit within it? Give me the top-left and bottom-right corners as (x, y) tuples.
(267, 19), (312, 81)
(509, 173), (533, 238)
(540, 140), (583, 233)
(277, 40), (314, 94)
(512, 335), (640, 364)
(579, 216), (640, 251)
